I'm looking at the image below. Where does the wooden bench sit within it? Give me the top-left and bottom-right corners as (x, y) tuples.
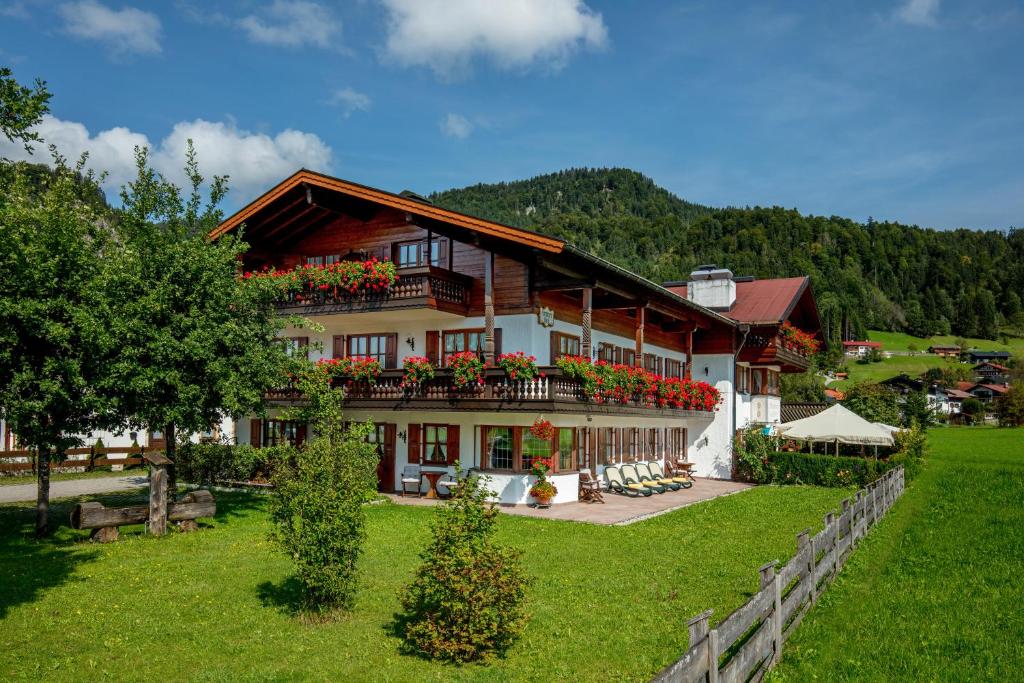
(70, 490), (216, 542)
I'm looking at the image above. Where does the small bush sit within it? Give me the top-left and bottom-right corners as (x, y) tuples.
(397, 471), (530, 663)
(734, 427), (775, 483)
(269, 422), (379, 613)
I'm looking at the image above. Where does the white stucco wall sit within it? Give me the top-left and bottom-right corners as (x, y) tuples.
(686, 353), (735, 479)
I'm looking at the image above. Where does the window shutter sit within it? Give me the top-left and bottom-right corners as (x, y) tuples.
(333, 335), (346, 359)
(550, 331), (560, 365)
(493, 328), (502, 357)
(384, 423), (396, 456)
(296, 336), (310, 360)
(385, 333), (398, 369)
(446, 425), (460, 465)
(425, 331), (440, 366)
(407, 424), (422, 464)
(296, 424), (307, 447)
(249, 419), (262, 448)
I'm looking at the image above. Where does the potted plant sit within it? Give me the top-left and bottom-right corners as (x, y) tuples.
(497, 351), (539, 381)
(529, 457), (558, 508)
(530, 416), (555, 440)
(401, 356), (435, 394)
(448, 351), (486, 392)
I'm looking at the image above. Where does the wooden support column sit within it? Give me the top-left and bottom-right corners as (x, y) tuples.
(484, 251), (495, 365)
(634, 306), (645, 367)
(581, 287), (593, 359)
(687, 331), (695, 377)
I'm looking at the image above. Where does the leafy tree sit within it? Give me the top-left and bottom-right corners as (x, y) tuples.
(0, 67), (51, 154)
(96, 145), (289, 490)
(902, 391), (935, 430)
(996, 383), (1024, 427)
(960, 397), (985, 425)
(843, 382), (901, 425)
(780, 370), (827, 403)
(0, 154), (112, 535)
(397, 471), (530, 662)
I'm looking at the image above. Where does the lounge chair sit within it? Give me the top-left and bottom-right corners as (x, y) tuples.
(623, 462), (665, 493)
(637, 461), (681, 491)
(578, 468), (605, 503)
(603, 465), (652, 497)
(651, 461), (692, 489)
(400, 464), (422, 497)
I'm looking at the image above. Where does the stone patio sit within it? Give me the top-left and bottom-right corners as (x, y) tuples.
(384, 476), (753, 525)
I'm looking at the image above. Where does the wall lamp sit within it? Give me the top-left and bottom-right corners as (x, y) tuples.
(398, 430), (407, 444)
(405, 335), (416, 351)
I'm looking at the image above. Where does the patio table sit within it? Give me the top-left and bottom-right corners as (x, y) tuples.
(422, 470), (445, 499)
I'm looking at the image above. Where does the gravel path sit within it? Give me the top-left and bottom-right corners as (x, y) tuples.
(0, 475), (148, 504)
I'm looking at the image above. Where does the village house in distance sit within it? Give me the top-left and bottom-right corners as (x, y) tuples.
(199, 170), (821, 504)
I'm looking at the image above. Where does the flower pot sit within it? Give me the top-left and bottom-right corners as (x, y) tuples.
(533, 495), (553, 508)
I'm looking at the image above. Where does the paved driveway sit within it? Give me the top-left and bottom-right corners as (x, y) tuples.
(0, 475), (148, 504)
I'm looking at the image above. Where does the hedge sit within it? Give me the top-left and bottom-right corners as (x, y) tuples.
(766, 451), (899, 488)
(175, 442), (297, 485)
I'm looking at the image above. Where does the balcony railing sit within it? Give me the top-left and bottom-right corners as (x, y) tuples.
(266, 367), (715, 419)
(274, 265), (471, 315)
(742, 333), (812, 370)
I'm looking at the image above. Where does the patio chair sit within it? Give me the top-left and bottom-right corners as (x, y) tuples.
(436, 466), (461, 498)
(624, 462), (665, 494)
(637, 461), (681, 491)
(651, 461), (692, 489)
(604, 464), (652, 497)
(400, 464), (423, 497)
(669, 459), (697, 486)
(578, 468), (605, 503)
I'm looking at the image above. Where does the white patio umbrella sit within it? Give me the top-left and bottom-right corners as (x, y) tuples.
(776, 403), (895, 453)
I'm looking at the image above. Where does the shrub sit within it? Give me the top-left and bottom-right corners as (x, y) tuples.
(734, 427), (775, 483)
(497, 351), (539, 381)
(397, 471), (530, 662)
(269, 421), (379, 613)
(766, 451), (897, 488)
(175, 441), (295, 485)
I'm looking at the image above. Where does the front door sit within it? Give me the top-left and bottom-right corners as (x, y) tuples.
(368, 424), (396, 492)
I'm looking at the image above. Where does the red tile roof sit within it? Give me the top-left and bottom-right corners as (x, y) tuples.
(824, 388), (846, 400)
(665, 276), (809, 324)
(974, 362), (1010, 372)
(975, 383), (1010, 394)
(956, 381), (975, 391)
(945, 389), (972, 399)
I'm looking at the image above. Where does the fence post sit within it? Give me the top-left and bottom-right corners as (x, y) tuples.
(708, 628), (720, 683)
(686, 609), (712, 646)
(852, 491), (862, 544)
(824, 511), (838, 577)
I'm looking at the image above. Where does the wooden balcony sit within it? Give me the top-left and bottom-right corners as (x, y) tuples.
(739, 333), (812, 372)
(274, 265), (471, 316)
(266, 367), (715, 419)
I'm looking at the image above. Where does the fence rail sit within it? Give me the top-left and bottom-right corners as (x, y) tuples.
(653, 466), (906, 683)
(0, 446), (159, 476)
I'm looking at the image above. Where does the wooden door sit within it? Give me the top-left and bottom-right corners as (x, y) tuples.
(370, 423), (396, 492)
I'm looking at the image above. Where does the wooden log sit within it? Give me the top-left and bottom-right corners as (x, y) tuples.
(169, 490), (216, 521)
(70, 491), (216, 531)
(90, 526), (119, 543)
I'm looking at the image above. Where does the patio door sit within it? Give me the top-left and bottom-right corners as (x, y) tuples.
(368, 423), (396, 492)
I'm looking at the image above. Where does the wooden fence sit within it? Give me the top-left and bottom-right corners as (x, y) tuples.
(653, 466), (906, 683)
(0, 446), (156, 475)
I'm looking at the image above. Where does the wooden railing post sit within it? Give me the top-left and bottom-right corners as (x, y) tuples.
(687, 608), (712, 646)
(824, 511), (838, 576)
(708, 628), (720, 683)
(145, 452), (172, 536)
(758, 560), (782, 665)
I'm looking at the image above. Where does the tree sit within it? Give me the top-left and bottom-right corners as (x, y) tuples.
(996, 383), (1024, 427)
(97, 145), (289, 491)
(0, 67), (51, 154)
(0, 154), (112, 535)
(843, 382), (901, 425)
(902, 390), (935, 430)
(960, 397), (985, 425)
(780, 370), (827, 403)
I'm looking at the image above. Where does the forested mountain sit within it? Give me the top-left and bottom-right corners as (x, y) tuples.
(430, 168), (1024, 344)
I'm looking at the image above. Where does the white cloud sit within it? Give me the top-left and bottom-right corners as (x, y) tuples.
(58, 1), (162, 55)
(381, 0), (607, 78)
(0, 115), (334, 199)
(440, 113), (472, 140)
(329, 87), (371, 117)
(239, 1), (340, 48)
(896, 0), (940, 27)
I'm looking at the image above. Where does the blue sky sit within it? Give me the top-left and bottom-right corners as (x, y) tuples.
(1, 0), (1021, 230)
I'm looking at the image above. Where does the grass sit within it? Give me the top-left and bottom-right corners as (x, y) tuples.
(0, 482), (848, 681)
(830, 354), (953, 391)
(0, 469), (146, 487)
(865, 329), (1024, 354)
(772, 427), (1024, 681)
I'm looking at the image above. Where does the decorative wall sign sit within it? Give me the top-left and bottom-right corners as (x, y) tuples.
(537, 306), (555, 328)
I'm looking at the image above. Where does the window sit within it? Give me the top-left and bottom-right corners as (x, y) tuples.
(621, 349), (636, 367)
(263, 419), (305, 448)
(423, 425), (448, 464)
(305, 254), (341, 267)
(485, 427), (514, 470)
(598, 427), (619, 465)
(752, 368), (765, 395)
(443, 329), (485, 365)
(521, 431), (552, 472)
(557, 428), (575, 471)
(347, 333), (397, 367)
(665, 358), (683, 379)
(767, 369), (780, 396)
(643, 353), (662, 374)
(667, 427), (687, 460)
(550, 331), (581, 363)
(281, 337), (309, 359)
(394, 237), (447, 268)
(736, 365), (750, 393)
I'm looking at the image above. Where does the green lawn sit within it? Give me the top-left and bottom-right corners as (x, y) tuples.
(0, 482), (847, 682)
(831, 354), (953, 391)
(772, 427), (1024, 681)
(865, 329), (1024, 354)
